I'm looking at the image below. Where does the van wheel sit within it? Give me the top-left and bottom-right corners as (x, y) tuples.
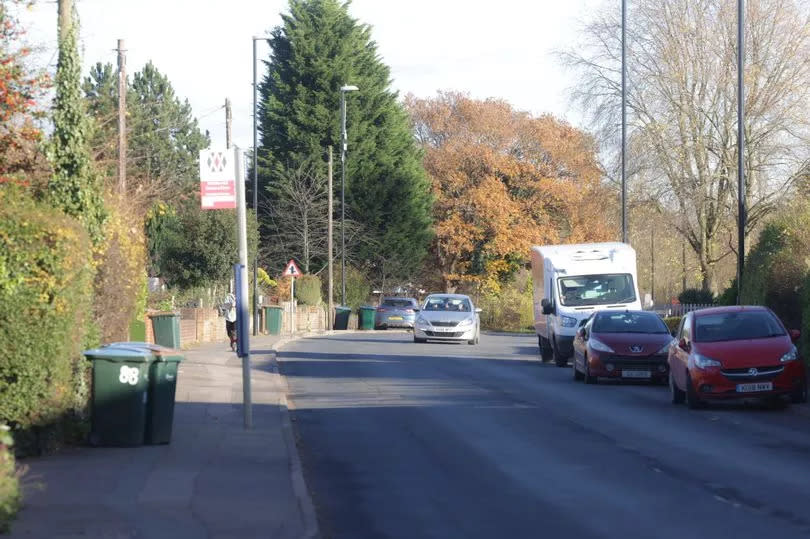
(791, 381), (808, 404)
(552, 339), (567, 367)
(669, 371), (685, 404)
(685, 373), (704, 409)
(584, 358), (597, 384)
(539, 336), (553, 362)
(573, 357), (584, 381)
(414, 337), (426, 343)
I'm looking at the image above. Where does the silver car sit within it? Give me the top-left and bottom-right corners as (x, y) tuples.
(374, 297), (419, 329)
(413, 294), (481, 345)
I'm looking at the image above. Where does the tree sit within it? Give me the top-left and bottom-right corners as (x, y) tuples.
(47, 1), (105, 245)
(0, 0), (48, 180)
(407, 92), (611, 292)
(257, 0), (433, 282)
(83, 61), (209, 198)
(159, 207), (259, 290)
(562, 0), (810, 292)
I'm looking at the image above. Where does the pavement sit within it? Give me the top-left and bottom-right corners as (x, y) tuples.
(8, 333), (319, 539)
(280, 331), (810, 539)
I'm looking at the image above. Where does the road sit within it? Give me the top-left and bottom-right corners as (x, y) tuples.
(279, 332), (810, 539)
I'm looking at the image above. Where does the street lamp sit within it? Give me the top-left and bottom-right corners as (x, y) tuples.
(340, 84), (359, 306)
(251, 36), (262, 335)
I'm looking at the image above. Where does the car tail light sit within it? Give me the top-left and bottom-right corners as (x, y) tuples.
(376, 307), (387, 312)
(404, 309), (414, 314)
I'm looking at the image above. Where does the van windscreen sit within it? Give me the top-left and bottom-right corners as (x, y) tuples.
(557, 274), (636, 307)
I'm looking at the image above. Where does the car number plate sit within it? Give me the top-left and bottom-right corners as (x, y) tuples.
(736, 382), (773, 393)
(622, 370), (651, 379)
(389, 316), (403, 320)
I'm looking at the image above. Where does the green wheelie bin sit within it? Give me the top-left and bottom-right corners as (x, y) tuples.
(334, 306), (351, 330)
(83, 347), (154, 446)
(105, 343), (184, 445)
(359, 306), (376, 330)
(149, 313), (180, 348)
(264, 306), (283, 335)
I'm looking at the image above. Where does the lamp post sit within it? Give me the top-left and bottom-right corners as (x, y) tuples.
(251, 36), (262, 335)
(621, 0), (627, 244)
(736, 0), (746, 305)
(339, 84), (358, 306)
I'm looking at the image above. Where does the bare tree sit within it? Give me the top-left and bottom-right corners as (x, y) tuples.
(562, 0), (810, 292)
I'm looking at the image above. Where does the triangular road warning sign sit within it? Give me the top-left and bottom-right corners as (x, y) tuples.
(283, 259), (302, 277)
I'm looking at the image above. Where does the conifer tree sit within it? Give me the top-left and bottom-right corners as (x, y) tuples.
(257, 0), (432, 281)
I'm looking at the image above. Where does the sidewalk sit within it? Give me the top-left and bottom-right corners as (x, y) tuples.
(8, 334), (318, 539)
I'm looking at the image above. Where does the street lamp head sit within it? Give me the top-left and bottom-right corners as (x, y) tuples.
(341, 85), (359, 92)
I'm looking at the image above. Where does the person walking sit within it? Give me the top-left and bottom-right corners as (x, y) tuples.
(223, 292), (237, 351)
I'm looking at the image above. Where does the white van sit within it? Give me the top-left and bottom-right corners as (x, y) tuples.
(530, 243), (642, 366)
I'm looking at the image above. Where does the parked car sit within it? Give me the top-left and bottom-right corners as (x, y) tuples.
(668, 306), (808, 408)
(413, 294), (481, 345)
(374, 297), (419, 330)
(572, 310), (674, 384)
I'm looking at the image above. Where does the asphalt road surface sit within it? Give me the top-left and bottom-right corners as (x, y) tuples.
(279, 332), (810, 539)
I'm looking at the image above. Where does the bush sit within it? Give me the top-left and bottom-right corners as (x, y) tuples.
(478, 270), (534, 332)
(329, 266), (371, 310)
(0, 425), (20, 533)
(0, 187), (94, 454)
(662, 317), (682, 334)
(678, 288), (714, 305)
(94, 192), (147, 342)
(295, 274), (322, 305)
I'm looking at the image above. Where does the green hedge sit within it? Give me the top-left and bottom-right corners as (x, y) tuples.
(0, 426), (19, 533)
(0, 187), (94, 454)
(663, 317), (682, 334)
(295, 274), (322, 305)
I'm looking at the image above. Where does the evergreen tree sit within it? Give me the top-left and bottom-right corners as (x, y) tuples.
(257, 0), (433, 281)
(47, 9), (105, 245)
(83, 61), (209, 197)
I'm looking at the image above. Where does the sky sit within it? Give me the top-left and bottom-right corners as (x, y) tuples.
(18, 0), (603, 150)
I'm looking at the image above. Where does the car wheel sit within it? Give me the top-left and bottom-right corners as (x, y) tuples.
(573, 357), (584, 381)
(539, 336), (553, 362)
(790, 381), (808, 404)
(414, 336), (427, 343)
(552, 338), (567, 367)
(584, 357), (597, 384)
(669, 371), (685, 404)
(685, 373), (704, 410)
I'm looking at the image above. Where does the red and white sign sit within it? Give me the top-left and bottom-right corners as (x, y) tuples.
(199, 148), (237, 210)
(283, 259), (302, 277)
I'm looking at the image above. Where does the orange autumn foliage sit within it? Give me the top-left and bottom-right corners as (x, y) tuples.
(406, 92), (612, 292)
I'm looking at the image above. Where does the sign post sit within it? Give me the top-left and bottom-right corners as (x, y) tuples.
(283, 259), (301, 337)
(201, 147), (251, 429)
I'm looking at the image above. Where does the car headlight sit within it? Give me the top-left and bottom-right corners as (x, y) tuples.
(656, 339), (676, 355)
(560, 315), (578, 328)
(457, 318), (474, 327)
(416, 316), (429, 325)
(693, 354), (721, 369)
(780, 346), (798, 363)
(589, 338), (614, 353)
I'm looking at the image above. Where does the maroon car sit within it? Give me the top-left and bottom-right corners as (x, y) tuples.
(572, 311), (674, 384)
(668, 306), (807, 408)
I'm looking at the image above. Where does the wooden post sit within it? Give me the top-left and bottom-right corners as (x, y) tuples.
(327, 146), (334, 330)
(117, 39), (127, 193)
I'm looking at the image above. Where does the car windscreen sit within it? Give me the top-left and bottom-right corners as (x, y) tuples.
(557, 274), (636, 307)
(694, 311), (786, 342)
(592, 312), (669, 334)
(382, 298), (416, 308)
(423, 297), (472, 312)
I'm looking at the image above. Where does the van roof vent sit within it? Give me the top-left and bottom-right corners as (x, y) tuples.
(569, 249), (610, 261)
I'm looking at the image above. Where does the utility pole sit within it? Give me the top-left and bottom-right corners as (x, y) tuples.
(252, 38), (260, 336)
(225, 98), (232, 150)
(621, 0), (628, 244)
(57, 0), (71, 41)
(650, 228), (655, 306)
(328, 146), (334, 329)
(682, 242), (687, 293)
(117, 39), (127, 194)
(736, 0), (746, 305)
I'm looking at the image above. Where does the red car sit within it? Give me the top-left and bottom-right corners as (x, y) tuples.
(668, 306), (808, 408)
(572, 310), (674, 384)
